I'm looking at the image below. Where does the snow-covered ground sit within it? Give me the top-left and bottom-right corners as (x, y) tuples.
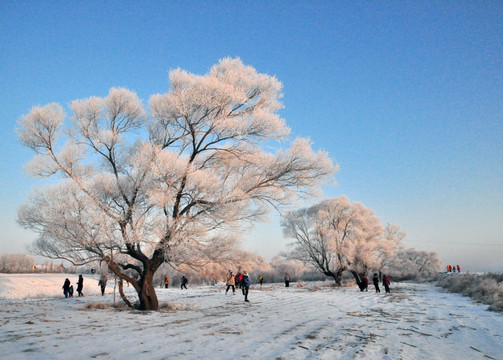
(1, 274), (501, 360)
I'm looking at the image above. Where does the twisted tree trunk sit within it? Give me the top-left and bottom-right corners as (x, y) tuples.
(350, 270), (366, 291)
(137, 268), (159, 310)
(118, 279), (133, 308)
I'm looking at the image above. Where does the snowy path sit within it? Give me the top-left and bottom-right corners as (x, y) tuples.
(0, 275), (501, 359)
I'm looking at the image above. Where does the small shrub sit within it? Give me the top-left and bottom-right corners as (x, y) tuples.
(80, 303), (111, 310)
(158, 302), (193, 312)
(296, 281), (306, 288)
(437, 273), (503, 312)
(80, 302), (129, 311)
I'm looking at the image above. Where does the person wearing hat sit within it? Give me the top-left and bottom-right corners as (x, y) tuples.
(241, 270), (252, 302)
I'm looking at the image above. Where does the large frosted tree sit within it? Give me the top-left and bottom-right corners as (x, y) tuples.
(282, 197), (402, 286)
(17, 58), (335, 310)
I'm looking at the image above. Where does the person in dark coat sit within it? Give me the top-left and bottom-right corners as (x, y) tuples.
(62, 278), (71, 298)
(76, 275), (84, 296)
(373, 273), (380, 293)
(98, 276), (107, 296)
(383, 274), (391, 293)
(241, 270), (251, 302)
(68, 285), (74, 297)
(181, 275), (188, 290)
(284, 273), (290, 287)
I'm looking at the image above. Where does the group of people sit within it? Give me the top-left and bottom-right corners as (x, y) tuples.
(161, 271), (253, 302)
(225, 270), (252, 302)
(62, 275), (85, 298)
(65, 270), (392, 301)
(62, 274), (108, 298)
(359, 273), (391, 293)
(161, 275), (188, 289)
(446, 265), (461, 272)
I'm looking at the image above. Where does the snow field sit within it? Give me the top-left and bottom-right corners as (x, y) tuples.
(0, 274), (502, 359)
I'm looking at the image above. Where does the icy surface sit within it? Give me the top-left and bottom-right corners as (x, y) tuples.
(0, 274), (501, 359)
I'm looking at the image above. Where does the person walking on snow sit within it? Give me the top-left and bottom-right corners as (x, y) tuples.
(241, 270), (251, 302)
(259, 275), (263, 286)
(164, 275), (169, 289)
(62, 278), (71, 298)
(181, 275), (188, 290)
(235, 272), (242, 289)
(457, 265), (461, 272)
(383, 274), (391, 293)
(284, 273), (290, 287)
(363, 275), (369, 291)
(98, 276), (107, 296)
(225, 270), (235, 295)
(373, 273), (380, 293)
(76, 274), (84, 296)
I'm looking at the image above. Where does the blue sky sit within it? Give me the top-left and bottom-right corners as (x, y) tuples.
(1, 1), (502, 271)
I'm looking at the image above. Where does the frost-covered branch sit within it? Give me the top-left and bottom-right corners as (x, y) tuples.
(17, 58), (336, 310)
(282, 197), (402, 286)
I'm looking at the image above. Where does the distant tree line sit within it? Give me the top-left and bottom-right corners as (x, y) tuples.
(1, 246), (442, 286)
(0, 254), (75, 273)
(0, 253), (35, 273)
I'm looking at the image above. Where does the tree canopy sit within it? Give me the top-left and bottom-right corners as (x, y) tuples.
(282, 196), (403, 285)
(17, 58), (336, 310)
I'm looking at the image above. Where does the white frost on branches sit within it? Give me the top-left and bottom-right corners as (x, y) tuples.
(17, 58), (336, 309)
(282, 197), (403, 284)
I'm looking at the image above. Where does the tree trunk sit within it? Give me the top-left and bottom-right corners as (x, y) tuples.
(137, 268), (159, 310)
(350, 270), (364, 290)
(104, 250), (163, 311)
(335, 269), (344, 286)
(323, 270), (342, 286)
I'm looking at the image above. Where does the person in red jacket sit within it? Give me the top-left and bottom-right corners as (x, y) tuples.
(383, 274), (391, 293)
(235, 273), (243, 289)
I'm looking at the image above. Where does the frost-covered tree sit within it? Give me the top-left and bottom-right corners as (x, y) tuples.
(387, 248), (442, 280)
(282, 197), (400, 286)
(0, 253), (35, 273)
(376, 223), (406, 274)
(17, 58), (335, 310)
(270, 256), (308, 281)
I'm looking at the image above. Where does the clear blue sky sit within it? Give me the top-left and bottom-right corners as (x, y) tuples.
(1, 1), (502, 271)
